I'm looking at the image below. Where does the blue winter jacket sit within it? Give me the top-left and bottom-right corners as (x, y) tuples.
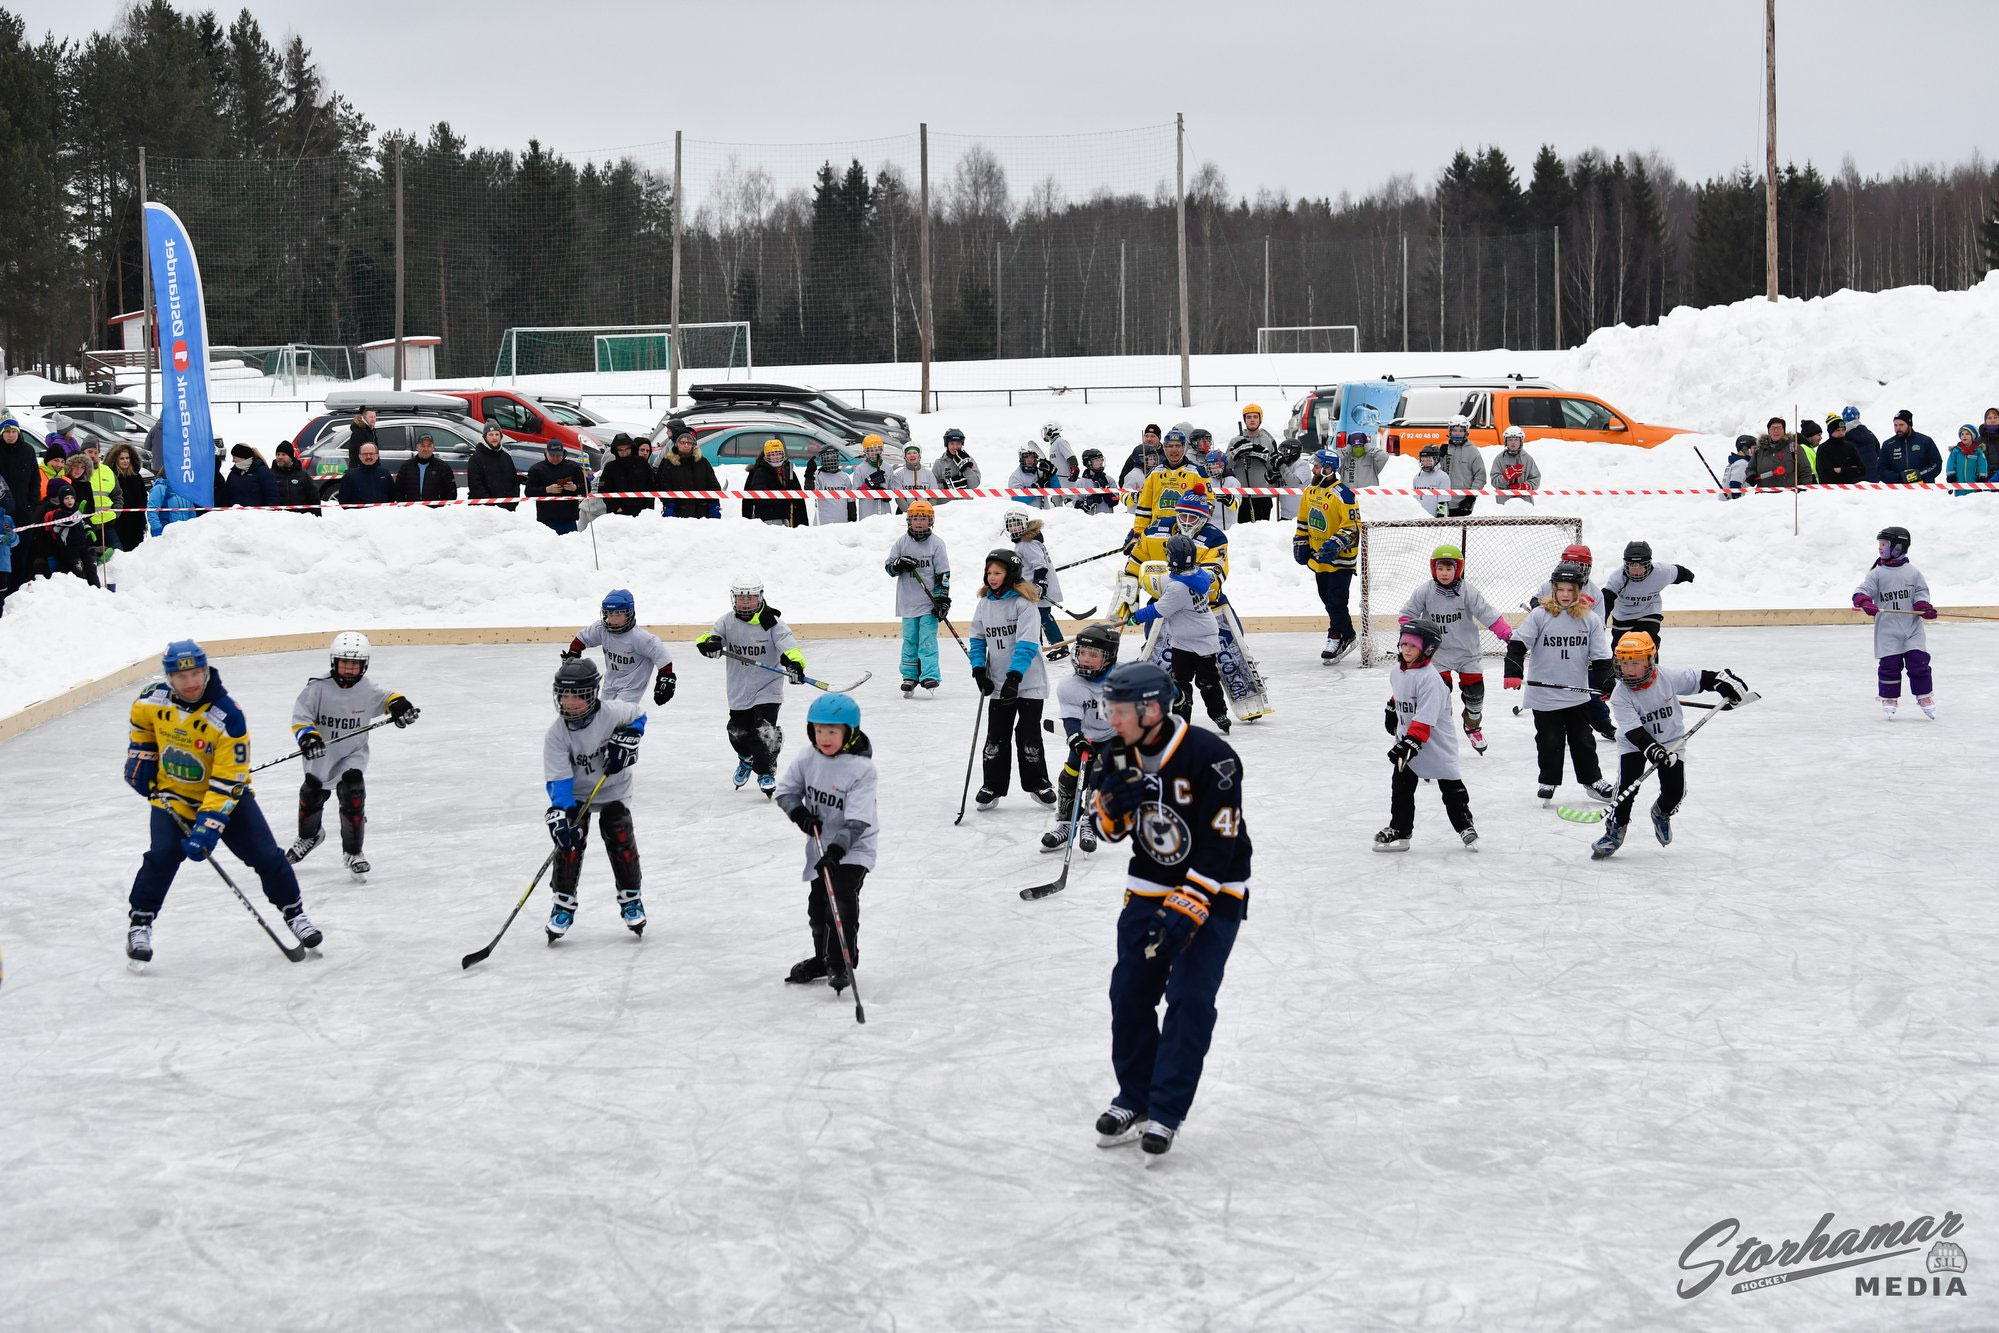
(146, 476), (198, 536)
(0, 510), (16, 574)
(1945, 444), (1989, 496)
(220, 459), (281, 507)
(1877, 430), (1942, 483)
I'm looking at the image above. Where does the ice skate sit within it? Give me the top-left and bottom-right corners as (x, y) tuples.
(1139, 1120), (1177, 1166)
(1329, 636), (1357, 663)
(732, 757), (754, 789)
(1078, 821), (1097, 853)
(1917, 694), (1937, 720)
(1460, 827), (1480, 853)
(827, 952), (853, 994)
(343, 852), (370, 883)
(1588, 779), (1616, 802)
(786, 955), (829, 985)
(1095, 1105), (1143, 1148)
(1878, 696), (1897, 718)
(1649, 801), (1673, 846)
(1320, 635), (1338, 663)
(285, 829), (324, 865)
(1029, 785), (1059, 807)
(620, 896), (647, 936)
(1208, 712), (1232, 734)
(125, 914), (154, 971)
(919, 678), (939, 694)
(1537, 784), (1556, 805)
(1465, 722), (1487, 755)
(757, 772), (776, 799)
(1044, 644), (1070, 662)
(1372, 826), (1410, 853)
(1591, 818), (1626, 861)
(975, 787), (1000, 811)
(1041, 821), (1074, 852)
(546, 896), (576, 944)
(282, 905), (324, 951)
(900, 679), (917, 696)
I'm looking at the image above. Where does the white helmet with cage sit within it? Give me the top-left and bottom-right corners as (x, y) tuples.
(330, 631), (372, 682)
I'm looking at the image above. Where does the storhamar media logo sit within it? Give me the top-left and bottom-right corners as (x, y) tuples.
(1676, 1210), (1967, 1300)
(171, 340), (190, 372)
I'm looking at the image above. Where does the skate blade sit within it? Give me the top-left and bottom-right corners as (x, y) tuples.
(126, 959), (149, 974)
(1096, 1128), (1143, 1148)
(626, 922), (647, 937)
(1141, 1149), (1169, 1169)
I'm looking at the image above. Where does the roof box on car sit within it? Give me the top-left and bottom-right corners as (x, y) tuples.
(323, 389), (471, 415)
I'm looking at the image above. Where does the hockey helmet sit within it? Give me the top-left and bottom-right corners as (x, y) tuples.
(1242, 402), (1265, 420)
(1877, 525), (1911, 559)
(1613, 630), (1657, 685)
(905, 499), (936, 536)
(1398, 618), (1443, 664)
(984, 546), (1024, 588)
(817, 442), (842, 467)
(1073, 623), (1121, 680)
(943, 427), (966, 445)
(860, 433), (885, 457)
(729, 575), (765, 619)
(806, 691), (861, 745)
(1430, 543), (1464, 583)
(1417, 442), (1443, 465)
(553, 657), (603, 725)
(1166, 533), (1198, 572)
(1561, 543), (1592, 567)
(1081, 447), (1105, 467)
(1311, 447), (1342, 476)
(1102, 661), (1176, 714)
(1502, 425), (1525, 449)
(761, 437), (787, 458)
(1175, 493), (1213, 534)
(1018, 441), (1043, 462)
(1042, 421), (1062, 442)
(161, 640), (209, 697)
(601, 589), (636, 633)
(1188, 427), (1213, 448)
(1161, 427), (1188, 451)
(1003, 507), (1032, 537)
(1549, 560), (1589, 589)
(1622, 540), (1654, 573)
(330, 630), (373, 683)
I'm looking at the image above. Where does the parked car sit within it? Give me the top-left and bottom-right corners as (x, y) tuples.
(671, 382), (910, 442)
(39, 392), (158, 442)
(1383, 385), (1687, 454)
(299, 412), (556, 502)
(1283, 380), (1411, 454)
(439, 389), (646, 457)
(290, 389), (479, 458)
(649, 413), (862, 485)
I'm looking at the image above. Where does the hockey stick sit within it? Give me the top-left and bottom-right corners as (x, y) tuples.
(810, 830), (865, 1024)
(1691, 445), (1726, 490)
(953, 697), (986, 826)
(250, 717), (395, 774)
(906, 571), (972, 659)
(716, 647), (871, 694)
(163, 803), (305, 963)
(1878, 608), (1995, 622)
(1054, 545), (1125, 573)
(1021, 776), (1092, 901)
(461, 769), (611, 969)
(1555, 698), (1751, 824)
(1048, 601), (1099, 620)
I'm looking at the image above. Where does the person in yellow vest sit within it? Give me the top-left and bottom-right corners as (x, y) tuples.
(1292, 447), (1362, 662)
(1126, 427), (1208, 536)
(122, 639), (324, 967)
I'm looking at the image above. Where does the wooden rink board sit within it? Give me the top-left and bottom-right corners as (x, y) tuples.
(5, 607), (1993, 744)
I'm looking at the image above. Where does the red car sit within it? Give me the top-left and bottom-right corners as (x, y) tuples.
(439, 389), (648, 456)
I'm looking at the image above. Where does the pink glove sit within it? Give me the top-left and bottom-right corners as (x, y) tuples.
(1852, 594), (1879, 617)
(1503, 676), (1522, 690)
(1915, 600), (1937, 620)
(1489, 617), (1513, 641)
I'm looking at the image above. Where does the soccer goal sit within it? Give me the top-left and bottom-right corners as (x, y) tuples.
(1257, 325), (1360, 355)
(1357, 516), (1584, 667)
(493, 322), (753, 381)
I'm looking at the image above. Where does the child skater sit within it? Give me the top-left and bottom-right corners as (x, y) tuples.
(1853, 524), (1938, 719)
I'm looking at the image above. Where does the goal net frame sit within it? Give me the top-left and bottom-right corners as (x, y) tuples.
(493, 322), (753, 381)
(1257, 325), (1360, 355)
(1357, 516), (1584, 666)
(594, 331), (671, 373)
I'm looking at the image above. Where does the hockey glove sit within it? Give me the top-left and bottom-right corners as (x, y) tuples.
(695, 635), (723, 659)
(813, 842), (847, 875)
(295, 727), (328, 759)
(1141, 885), (1211, 959)
(560, 646), (582, 661)
(602, 726), (643, 774)
(180, 810), (228, 862)
(124, 742), (158, 797)
(931, 594), (951, 620)
(1852, 593), (1880, 617)
(545, 805), (584, 851)
(1314, 540), (1342, 564)
(387, 696), (420, 728)
(653, 665), (677, 705)
(1915, 600), (1938, 621)
(1712, 669), (1750, 708)
(1121, 530), (1140, 555)
(972, 667), (994, 696)
(781, 652), (807, 685)
(999, 670), (1022, 701)
(1387, 735), (1423, 771)
(1643, 741), (1678, 768)
(786, 804), (820, 836)
(1503, 675), (1522, 690)
(1382, 699), (1399, 736)
(1292, 542), (1310, 566)
(1095, 746), (1148, 823)
(886, 555), (919, 575)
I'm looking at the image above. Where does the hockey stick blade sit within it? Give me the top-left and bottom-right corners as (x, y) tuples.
(1052, 603), (1098, 620)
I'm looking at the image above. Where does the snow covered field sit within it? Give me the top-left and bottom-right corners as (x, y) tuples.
(2, 630), (1990, 1329)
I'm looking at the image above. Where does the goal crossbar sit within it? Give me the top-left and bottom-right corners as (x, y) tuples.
(1357, 515), (1584, 666)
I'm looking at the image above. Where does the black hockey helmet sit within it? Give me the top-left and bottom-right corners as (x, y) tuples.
(1733, 433), (1756, 451)
(553, 657), (602, 727)
(1397, 618), (1444, 663)
(1188, 427), (1213, 448)
(1877, 525), (1911, 558)
(1073, 623), (1121, 679)
(1549, 560), (1589, 589)
(1081, 447), (1104, 467)
(1102, 661), (1175, 714)
(942, 427), (966, 444)
(1622, 540), (1653, 572)
(984, 546), (1024, 588)
(1166, 532), (1198, 572)
(1418, 442), (1442, 464)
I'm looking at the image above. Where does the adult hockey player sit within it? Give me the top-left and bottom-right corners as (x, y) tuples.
(287, 632), (420, 880)
(125, 640), (323, 965)
(562, 589), (676, 707)
(1853, 524), (1938, 718)
(542, 658), (649, 938)
(1129, 534), (1230, 733)
(1292, 447), (1360, 662)
(694, 577), (807, 794)
(1127, 428), (1206, 531)
(1397, 544), (1512, 752)
(1502, 563), (1614, 803)
(1005, 507), (1068, 660)
(968, 547), (1054, 809)
(774, 692), (877, 993)
(1089, 660), (1252, 1164)
(1377, 619), (1478, 853)
(884, 499), (950, 695)
(1044, 622), (1120, 853)
(1592, 632), (1749, 860)
(1600, 541), (1694, 647)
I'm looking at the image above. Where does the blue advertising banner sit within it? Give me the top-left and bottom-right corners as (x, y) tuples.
(144, 202), (215, 511)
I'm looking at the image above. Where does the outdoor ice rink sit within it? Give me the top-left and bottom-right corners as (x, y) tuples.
(2, 629), (1990, 1329)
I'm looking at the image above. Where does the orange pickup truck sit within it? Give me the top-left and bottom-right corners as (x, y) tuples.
(1383, 387), (1686, 454)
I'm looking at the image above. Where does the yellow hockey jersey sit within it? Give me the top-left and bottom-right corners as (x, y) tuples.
(1128, 465), (1209, 531)
(128, 673), (254, 819)
(1294, 481), (1360, 573)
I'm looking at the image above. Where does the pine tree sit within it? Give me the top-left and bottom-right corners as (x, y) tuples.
(1985, 183), (1999, 272)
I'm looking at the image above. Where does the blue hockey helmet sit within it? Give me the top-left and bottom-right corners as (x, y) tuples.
(1166, 533), (1199, 572)
(1102, 661), (1176, 712)
(806, 691), (861, 735)
(1312, 447), (1342, 475)
(162, 639), (208, 675)
(1162, 427), (1188, 449)
(1841, 405), (1861, 425)
(602, 588), (636, 630)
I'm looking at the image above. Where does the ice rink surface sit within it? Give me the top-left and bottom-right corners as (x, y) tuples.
(1, 629), (1991, 1330)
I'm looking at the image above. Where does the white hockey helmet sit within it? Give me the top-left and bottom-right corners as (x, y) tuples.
(1003, 507), (1031, 536)
(1041, 421), (1061, 442)
(1501, 425), (1525, 448)
(729, 574), (764, 599)
(330, 631), (371, 680)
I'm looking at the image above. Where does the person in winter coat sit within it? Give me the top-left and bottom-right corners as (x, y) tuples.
(1340, 431), (1391, 492)
(219, 444), (281, 507)
(1839, 407), (1882, 481)
(1752, 418), (1814, 488)
(38, 466), (99, 587)
(934, 428), (981, 491)
(889, 443), (937, 514)
(653, 421), (721, 518)
(346, 408), (378, 466)
(1814, 417), (1867, 486)
(1437, 417), (1487, 516)
(337, 442), (397, 508)
(1980, 408), (1999, 475)
(1794, 418), (1824, 475)
(270, 442), (321, 516)
(77, 439), (119, 552)
(0, 416), (38, 533)
(106, 443), (150, 552)
(1227, 404), (1280, 522)
(1118, 425), (1164, 491)
(741, 438), (806, 527)
(526, 440), (586, 533)
(467, 421), (524, 512)
(1491, 426), (1542, 504)
(1877, 410), (1941, 484)
(596, 434), (654, 517)
(42, 414), (81, 458)
(0, 507), (16, 613)
(146, 474), (199, 536)
(394, 431), (460, 507)
(1721, 435), (1753, 499)
(1946, 425), (1990, 497)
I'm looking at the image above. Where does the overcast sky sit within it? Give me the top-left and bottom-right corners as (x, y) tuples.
(20, 0), (1996, 201)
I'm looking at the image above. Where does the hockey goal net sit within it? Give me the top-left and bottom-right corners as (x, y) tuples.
(1358, 516), (1584, 666)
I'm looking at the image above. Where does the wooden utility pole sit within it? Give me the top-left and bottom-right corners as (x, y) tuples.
(1765, 0), (1779, 301)
(919, 122), (932, 414)
(670, 131), (683, 406)
(1175, 112), (1190, 408)
(393, 145), (406, 389)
